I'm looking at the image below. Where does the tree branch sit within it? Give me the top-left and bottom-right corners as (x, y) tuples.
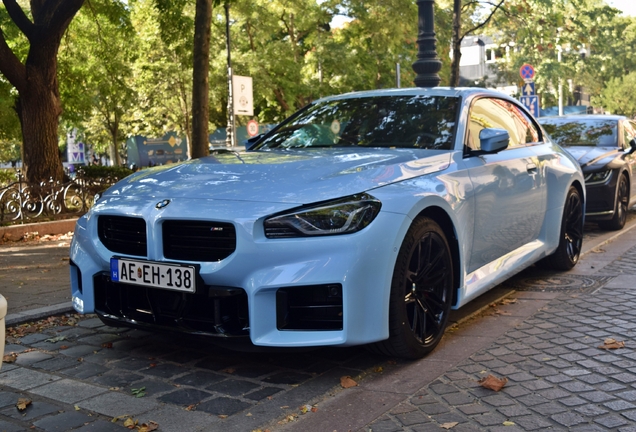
(0, 28), (27, 91)
(462, 0), (505, 39)
(2, 0), (35, 38)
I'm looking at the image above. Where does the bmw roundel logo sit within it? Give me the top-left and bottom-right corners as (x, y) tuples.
(156, 199), (171, 209)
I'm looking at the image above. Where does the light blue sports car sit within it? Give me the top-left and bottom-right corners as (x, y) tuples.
(70, 88), (585, 359)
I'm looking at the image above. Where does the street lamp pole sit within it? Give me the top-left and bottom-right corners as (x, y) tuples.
(412, 0), (441, 88)
(225, 2), (236, 147)
(557, 28), (563, 116)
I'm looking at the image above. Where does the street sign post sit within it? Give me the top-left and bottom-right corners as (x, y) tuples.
(232, 75), (254, 116)
(522, 82), (535, 96)
(520, 95), (539, 118)
(519, 64), (535, 81)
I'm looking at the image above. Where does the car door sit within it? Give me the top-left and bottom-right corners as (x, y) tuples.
(623, 121), (636, 207)
(462, 97), (546, 273)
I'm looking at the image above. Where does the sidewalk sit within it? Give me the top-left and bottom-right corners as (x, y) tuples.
(0, 215), (635, 431)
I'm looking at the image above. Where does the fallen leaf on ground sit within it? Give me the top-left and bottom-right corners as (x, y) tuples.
(123, 417), (137, 428)
(16, 398), (32, 411)
(340, 376), (358, 388)
(222, 368), (236, 374)
(478, 374), (508, 391)
(137, 421), (159, 432)
(45, 336), (66, 343)
(218, 415), (228, 419)
(440, 422), (459, 429)
(102, 342), (113, 349)
(598, 338), (625, 349)
(3, 353), (17, 363)
(74, 405), (80, 411)
(500, 298), (517, 305)
(185, 404), (197, 411)
(374, 367), (383, 373)
(503, 421), (516, 426)
(493, 308), (511, 316)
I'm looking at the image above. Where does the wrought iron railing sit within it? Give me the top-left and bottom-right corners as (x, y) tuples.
(0, 170), (121, 225)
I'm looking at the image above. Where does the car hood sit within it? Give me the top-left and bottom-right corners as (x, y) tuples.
(104, 148), (451, 204)
(563, 146), (619, 169)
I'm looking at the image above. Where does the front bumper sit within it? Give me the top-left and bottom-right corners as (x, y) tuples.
(583, 171), (618, 221)
(69, 204), (410, 348)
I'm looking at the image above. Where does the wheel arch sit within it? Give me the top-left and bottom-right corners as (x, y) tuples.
(413, 205), (461, 307)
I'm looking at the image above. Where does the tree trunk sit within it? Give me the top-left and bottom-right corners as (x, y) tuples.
(191, 0), (212, 159)
(0, 0), (85, 183)
(450, 0), (462, 87)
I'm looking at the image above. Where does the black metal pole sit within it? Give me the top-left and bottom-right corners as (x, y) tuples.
(225, 2), (235, 147)
(413, 0), (442, 88)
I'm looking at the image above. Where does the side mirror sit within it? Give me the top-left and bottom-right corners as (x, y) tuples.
(629, 138), (636, 154)
(479, 128), (510, 153)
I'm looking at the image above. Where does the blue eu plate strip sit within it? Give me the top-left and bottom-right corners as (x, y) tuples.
(110, 259), (120, 282)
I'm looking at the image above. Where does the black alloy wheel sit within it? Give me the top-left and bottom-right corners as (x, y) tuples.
(372, 217), (453, 359)
(540, 186), (583, 270)
(599, 174), (628, 231)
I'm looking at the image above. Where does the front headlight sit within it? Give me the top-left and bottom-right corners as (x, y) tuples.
(584, 170), (612, 184)
(264, 193), (382, 238)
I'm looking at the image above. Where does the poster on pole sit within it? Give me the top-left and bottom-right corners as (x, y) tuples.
(67, 129), (85, 164)
(233, 75), (254, 116)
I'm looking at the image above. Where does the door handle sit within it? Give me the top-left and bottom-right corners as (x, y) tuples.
(527, 163), (537, 173)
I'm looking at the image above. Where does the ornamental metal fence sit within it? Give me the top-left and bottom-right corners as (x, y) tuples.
(0, 170), (120, 225)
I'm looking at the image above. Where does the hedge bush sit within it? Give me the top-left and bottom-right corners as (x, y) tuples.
(76, 165), (133, 179)
(0, 169), (18, 186)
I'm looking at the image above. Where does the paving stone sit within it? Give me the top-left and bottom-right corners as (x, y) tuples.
(0, 392), (22, 409)
(594, 414), (630, 428)
(244, 386), (283, 401)
(58, 344), (101, 358)
(604, 399), (636, 411)
(77, 333), (121, 347)
(31, 356), (80, 372)
(60, 362), (109, 379)
(618, 390), (636, 401)
(30, 379), (108, 403)
(551, 411), (588, 427)
(575, 404), (609, 417)
(0, 419), (23, 432)
(577, 374), (609, 384)
(517, 394), (550, 407)
(14, 350), (53, 365)
(429, 383), (459, 395)
(366, 418), (402, 432)
(513, 414), (555, 430)
(560, 381), (596, 393)
(135, 405), (219, 432)
(127, 379), (175, 397)
(0, 399), (60, 421)
(173, 370), (224, 388)
(441, 392), (475, 406)
(19, 333), (50, 345)
(263, 371), (312, 385)
(81, 349), (125, 365)
(32, 410), (95, 432)
(418, 403), (450, 415)
(196, 397), (252, 416)
(204, 379), (258, 397)
(472, 412), (506, 427)
(559, 396), (587, 407)
(520, 379), (553, 391)
(91, 370), (143, 388)
(230, 364), (279, 378)
(396, 410), (431, 426)
(580, 390), (616, 403)
(496, 404), (532, 417)
(531, 402), (568, 416)
(77, 392), (159, 417)
(142, 363), (187, 379)
(157, 388), (212, 406)
(0, 367), (61, 390)
(614, 373), (636, 383)
(457, 404), (490, 415)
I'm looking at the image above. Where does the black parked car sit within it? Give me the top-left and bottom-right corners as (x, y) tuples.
(539, 115), (636, 230)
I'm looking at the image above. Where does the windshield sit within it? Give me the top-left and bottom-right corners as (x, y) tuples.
(253, 95), (459, 151)
(540, 118), (618, 147)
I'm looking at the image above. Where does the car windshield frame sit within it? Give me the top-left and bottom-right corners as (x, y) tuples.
(539, 118), (619, 147)
(252, 95), (460, 151)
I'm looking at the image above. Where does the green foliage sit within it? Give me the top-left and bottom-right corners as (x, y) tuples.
(0, 169), (18, 185)
(77, 164), (133, 179)
(592, 72), (636, 118)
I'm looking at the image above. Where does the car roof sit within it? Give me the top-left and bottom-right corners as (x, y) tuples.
(316, 87), (517, 103)
(538, 114), (626, 122)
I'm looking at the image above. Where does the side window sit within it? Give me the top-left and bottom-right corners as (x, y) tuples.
(624, 121), (636, 149)
(465, 98), (540, 152)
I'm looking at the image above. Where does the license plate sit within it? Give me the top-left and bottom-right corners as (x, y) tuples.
(110, 258), (196, 292)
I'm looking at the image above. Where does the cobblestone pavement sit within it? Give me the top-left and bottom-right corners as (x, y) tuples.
(0, 213), (635, 431)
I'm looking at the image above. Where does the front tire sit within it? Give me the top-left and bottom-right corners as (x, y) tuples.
(599, 174), (628, 231)
(540, 186), (583, 270)
(373, 217), (453, 359)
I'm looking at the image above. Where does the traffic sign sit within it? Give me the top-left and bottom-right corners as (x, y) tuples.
(519, 64), (535, 80)
(233, 75), (254, 116)
(522, 82), (535, 96)
(246, 119), (259, 137)
(520, 95), (539, 117)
